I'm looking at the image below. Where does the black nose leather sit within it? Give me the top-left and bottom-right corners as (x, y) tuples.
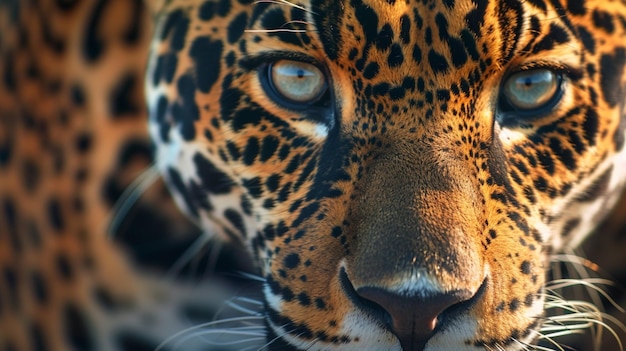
(356, 286), (473, 351)
(339, 267), (485, 351)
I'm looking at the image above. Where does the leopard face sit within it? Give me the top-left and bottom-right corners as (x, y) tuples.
(146, 0), (626, 350)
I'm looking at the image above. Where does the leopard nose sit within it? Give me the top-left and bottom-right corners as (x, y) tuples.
(340, 269), (480, 351)
(357, 286), (474, 351)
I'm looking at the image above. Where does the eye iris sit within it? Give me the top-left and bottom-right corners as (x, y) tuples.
(270, 61), (326, 104)
(504, 69), (559, 110)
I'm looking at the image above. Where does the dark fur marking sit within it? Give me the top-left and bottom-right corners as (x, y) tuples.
(284, 253), (300, 269)
(536, 150), (555, 175)
(160, 9), (184, 40)
(399, 14), (411, 44)
(465, 0), (487, 35)
(2, 52), (16, 91)
(93, 286), (122, 311)
(388, 43), (404, 67)
(260, 135), (280, 162)
(412, 44), (422, 64)
(172, 74), (199, 141)
(243, 176), (263, 198)
(567, 128), (586, 154)
(447, 37), (469, 67)
(376, 24), (394, 50)
(548, 137), (576, 170)
(30, 271), (48, 305)
(576, 26), (595, 54)
(30, 323), (47, 351)
(266, 302), (315, 341)
(39, 10), (65, 54)
(55, 254), (74, 280)
(189, 180), (214, 211)
(241, 194), (253, 215)
(169, 11), (190, 52)
(497, 0), (523, 63)
(64, 304), (95, 351)
(294, 157), (316, 191)
(226, 141), (242, 161)
(109, 73), (140, 117)
(189, 36), (223, 93)
(3, 197), (22, 253)
(152, 52), (178, 86)
(167, 167), (199, 217)
(227, 12), (248, 44)
(428, 49), (449, 73)
(525, 0), (547, 12)
(352, 0), (379, 45)
(123, 0), (145, 45)
(70, 84), (86, 107)
(615, 107), (625, 150)
(574, 166), (612, 202)
(561, 218), (581, 238)
(291, 203), (319, 227)
(55, 0), (80, 11)
(311, 0), (343, 60)
(599, 48), (626, 108)
(3, 266), (19, 311)
(261, 8), (302, 46)
(592, 9), (615, 34)
(47, 198), (64, 233)
(225, 208), (247, 236)
(532, 23), (570, 53)
(234, 104), (290, 132)
(508, 298), (520, 312)
(193, 153), (235, 194)
(363, 62), (380, 79)
(297, 292), (311, 305)
(520, 260), (531, 274)
(243, 136), (260, 165)
(82, 0), (109, 62)
(22, 158), (40, 193)
(154, 96), (171, 142)
(198, 1), (217, 21)
(582, 107), (599, 146)
(566, 0), (586, 15)
(265, 174), (281, 192)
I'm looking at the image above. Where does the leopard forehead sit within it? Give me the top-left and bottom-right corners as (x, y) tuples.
(146, 0), (626, 349)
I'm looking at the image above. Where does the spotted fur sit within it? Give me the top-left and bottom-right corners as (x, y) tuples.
(1, 0), (626, 350)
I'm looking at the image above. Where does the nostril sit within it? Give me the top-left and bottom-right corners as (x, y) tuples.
(340, 268), (485, 351)
(339, 267), (394, 326)
(356, 286), (468, 346)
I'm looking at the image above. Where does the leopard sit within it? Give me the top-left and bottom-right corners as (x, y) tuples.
(1, 0), (625, 350)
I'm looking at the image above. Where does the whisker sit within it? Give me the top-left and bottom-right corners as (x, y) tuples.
(253, 0), (314, 14)
(155, 316), (265, 351)
(256, 325), (301, 351)
(225, 299), (264, 315)
(245, 28), (310, 33)
(234, 271), (266, 282)
(165, 234), (212, 280)
(545, 278), (624, 313)
(107, 165), (160, 238)
(524, 330), (567, 351)
(171, 330), (265, 351)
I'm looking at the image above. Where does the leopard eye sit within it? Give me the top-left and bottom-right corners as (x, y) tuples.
(501, 69), (561, 111)
(268, 60), (327, 105)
